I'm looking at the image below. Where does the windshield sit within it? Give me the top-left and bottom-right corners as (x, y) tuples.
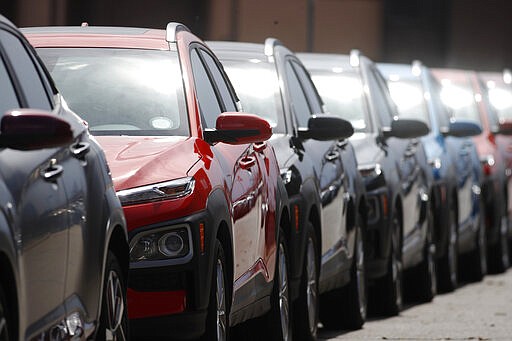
(486, 81), (512, 121)
(438, 76), (481, 125)
(387, 79), (430, 125)
(220, 58), (284, 133)
(37, 48), (188, 136)
(309, 70), (368, 132)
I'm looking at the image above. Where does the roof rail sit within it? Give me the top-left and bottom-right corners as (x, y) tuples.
(349, 49), (361, 67)
(504, 68), (512, 84)
(412, 60), (423, 76)
(264, 38), (282, 57)
(166, 22), (190, 43)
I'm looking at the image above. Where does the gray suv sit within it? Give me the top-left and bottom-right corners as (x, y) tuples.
(0, 15), (128, 340)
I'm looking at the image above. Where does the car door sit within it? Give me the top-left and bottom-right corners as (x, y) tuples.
(0, 28), (69, 333)
(368, 65), (425, 244)
(189, 46), (267, 295)
(284, 59), (349, 273)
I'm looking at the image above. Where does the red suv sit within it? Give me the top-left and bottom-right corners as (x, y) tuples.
(25, 23), (289, 340)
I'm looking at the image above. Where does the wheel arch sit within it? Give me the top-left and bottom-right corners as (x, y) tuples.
(0, 252), (18, 341)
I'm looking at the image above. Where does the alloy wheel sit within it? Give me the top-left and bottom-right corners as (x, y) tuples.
(105, 270), (126, 341)
(500, 218), (510, 269)
(278, 243), (290, 341)
(215, 259), (227, 341)
(355, 226), (367, 320)
(448, 217), (458, 286)
(306, 238), (318, 335)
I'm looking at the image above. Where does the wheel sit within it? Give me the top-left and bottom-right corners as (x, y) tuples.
(97, 251), (128, 341)
(375, 209), (403, 316)
(265, 229), (292, 341)
(409, 208), (437, 302)
(293, 222), (318, 340)
(320, 220), (367, 330)
(437, 203), (458, 292)
(488, 200), (510, 273)
(0, 284), (11, 341)
(203, 240), (229, 341)
(467, 206), (487, 281)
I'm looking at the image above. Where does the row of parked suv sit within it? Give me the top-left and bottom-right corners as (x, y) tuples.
(1, 14), (512, 341)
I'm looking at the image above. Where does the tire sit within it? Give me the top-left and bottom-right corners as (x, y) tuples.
(97, 251), (129, 341)
(409, 208), (437, 302)
(467, 206), (487, 281)
(320, 220), (367, 330)
(0, 284), (11, 341)
(488, 200), (510, 273)
(265, 229), (292, 341)
(203, 240), (229, 341)
(293, 222), (319, 340)
(437, 203), (458, 292)
(375, 209), (403, 316)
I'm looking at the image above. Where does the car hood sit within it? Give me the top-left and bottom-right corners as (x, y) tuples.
(95, 136), (200, 191)
(349, 132), (384, 166)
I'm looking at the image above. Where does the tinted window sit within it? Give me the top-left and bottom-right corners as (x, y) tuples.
(0, 31), (51, 110)
(200, 50), (237, 112)
(191, 49), (222, 129)
(310, 70), (369, 132)
(437, 74), (481, 125)
(367, 67), (395, 127)
(285, 61), (312, 127)
(291, 61), (323, 114)
(222, 58), (284, 133)
(0, 57), (20, 115)
(387, 79), (430, 125)
(38, 48), (189, 136)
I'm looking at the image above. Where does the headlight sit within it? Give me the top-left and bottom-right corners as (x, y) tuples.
(130, 225), (192, 262)
(117, 177), (194, 206)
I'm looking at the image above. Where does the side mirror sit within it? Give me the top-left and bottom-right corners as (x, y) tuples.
(203, 112), (272, 145)
(0, 109), (74, 150)
(297, 115), (354, 141)
(442, 119), (482, 137)
(497, 120), (512, 135)
(383, 119), (429, 139)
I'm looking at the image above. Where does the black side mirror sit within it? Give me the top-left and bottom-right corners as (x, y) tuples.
(0, 109), (74, 150)
(382, 118), (429, 139)
(297, 115), (354, 141)
(497, 120), (512, 135)
(442, 119), (482, 137)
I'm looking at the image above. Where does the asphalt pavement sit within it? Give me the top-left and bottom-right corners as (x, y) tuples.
(318, 269), (512, 340)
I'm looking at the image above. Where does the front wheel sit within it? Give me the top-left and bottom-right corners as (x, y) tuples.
(0, 284), (11, 341)
(467, 207), (487, 281)
(98, 251), (128, 341)
(488, 214), (510, 273)
(375, 210), (403, 316)
(203, 240), (229, 341)
(265, 229), (292, 341)
(437, 204), (458, 292)
(293, 222), (318, 340)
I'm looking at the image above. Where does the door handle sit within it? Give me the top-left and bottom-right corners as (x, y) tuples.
(325, 151), (340, 162)
(70, 142), (90, 159)
(337, 139), (348, 149)
(42, 164), (64, 181)
(253, 141), (267, 153)
(239, 156), (256, 169)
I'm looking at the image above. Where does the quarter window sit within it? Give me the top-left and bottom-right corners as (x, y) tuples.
(0, 31), (51, 110)
(285, 61), (312, 128)
(200, 50), (237, 113)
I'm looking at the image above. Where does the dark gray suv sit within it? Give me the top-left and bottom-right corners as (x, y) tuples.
(0, 15), (128, 340)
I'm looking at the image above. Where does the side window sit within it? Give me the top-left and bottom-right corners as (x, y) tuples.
(199, 50), (237, 113)
(285, 61), (312, 127)
(291, 61), (323, 114)
(190, 48), (222, 129)
(428, 73), (450, 129)
(367, 67), (395, 127)
(0, 57), (20, 116)
(0, 31), (52, 110)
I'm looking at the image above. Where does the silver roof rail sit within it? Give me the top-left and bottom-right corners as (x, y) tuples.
(412, 60), (423, 76)
(264, 38), (282, 57)
(166, 22), (190, 43)
(503, 68), (512, 84)
(349, 49), (361, 67)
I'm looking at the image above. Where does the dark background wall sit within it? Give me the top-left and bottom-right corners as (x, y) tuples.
(2, 0), (512, 71)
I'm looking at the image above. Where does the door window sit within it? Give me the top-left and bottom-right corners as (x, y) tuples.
(200, 50), (237, 113)
(285, 61), (312, 128)
(291, 61), (323, 114)
(0, 57), (20, 116)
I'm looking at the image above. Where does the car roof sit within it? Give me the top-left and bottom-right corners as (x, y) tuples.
(378, 63), (419, 81)
(298, 52), (351, 70)
(22, 26), (169, 50)
(207, 41), (268, 60)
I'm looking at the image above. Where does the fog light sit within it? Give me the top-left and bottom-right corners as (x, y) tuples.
(130, 236), (158, 262)
(159, 232), (185, 257)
